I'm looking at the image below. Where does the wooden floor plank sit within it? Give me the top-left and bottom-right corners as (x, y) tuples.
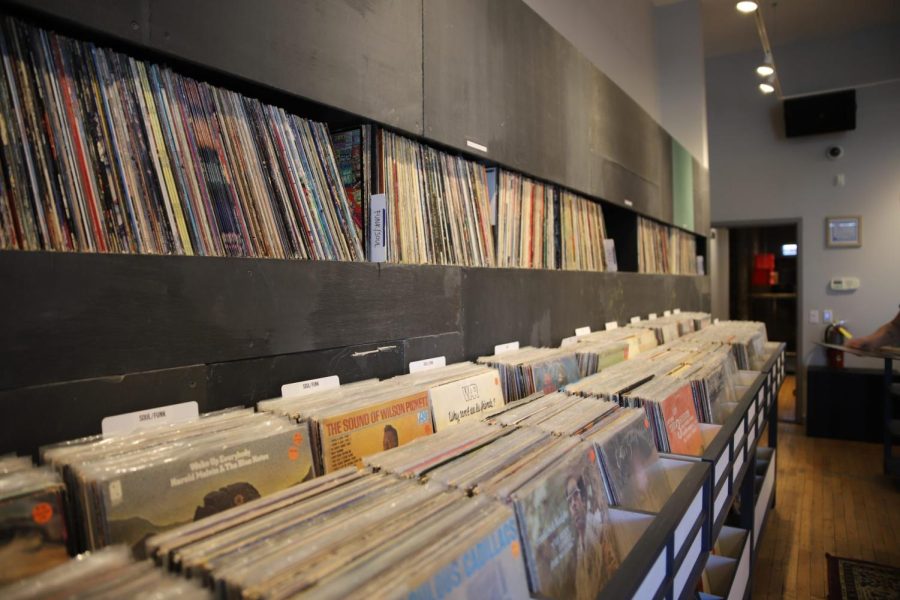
(778, 374), (797, 422)
(751, 419), (900, 599)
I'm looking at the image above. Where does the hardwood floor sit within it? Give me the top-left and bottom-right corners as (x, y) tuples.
(751, 421), (900, 599)
(778, 374), (797, 423)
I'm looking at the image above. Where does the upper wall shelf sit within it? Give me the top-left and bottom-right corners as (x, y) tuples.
(5, 0), (711, 237)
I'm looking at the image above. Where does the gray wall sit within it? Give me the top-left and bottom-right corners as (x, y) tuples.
(522, 0), (661, 123)
(654, 0), (708, 167)
(707, 30), (900, 419)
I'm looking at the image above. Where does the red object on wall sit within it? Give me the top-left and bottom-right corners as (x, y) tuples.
(752, 268), (769, 286)
(752, 253), (776, 287)
(754, 253), (775, 269)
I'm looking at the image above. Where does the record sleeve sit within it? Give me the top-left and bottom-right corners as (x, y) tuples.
(661, 383), (705, 455)
(590, 410), (673, 512)
(513, 443), (620, 600)
(429, 369), (505, 431)
(94, 419), (314, 551)
(531, 355), (581, 394)
(404, 508), (530, 600)
(318, 390), (434, 473)
(0, 469), (70, 585)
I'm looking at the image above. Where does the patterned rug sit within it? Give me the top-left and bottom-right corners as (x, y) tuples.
(827, 554), (900, 600)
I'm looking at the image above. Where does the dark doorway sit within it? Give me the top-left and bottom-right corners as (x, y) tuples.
(728, 223), (800, 421)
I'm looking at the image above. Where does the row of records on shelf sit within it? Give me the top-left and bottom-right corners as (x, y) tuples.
(0, 315), (783, 599)
(0, 14), (698, 274)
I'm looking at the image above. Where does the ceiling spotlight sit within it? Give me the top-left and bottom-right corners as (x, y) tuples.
(759, 77), (775, 94)
(736, 1), (759, 13)
(756, 53), (775, 77)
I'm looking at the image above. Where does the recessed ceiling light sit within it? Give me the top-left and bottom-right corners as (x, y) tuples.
(736, 1), (759, 13)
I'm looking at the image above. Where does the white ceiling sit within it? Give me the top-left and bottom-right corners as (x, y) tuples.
(699, 0), (900, 57)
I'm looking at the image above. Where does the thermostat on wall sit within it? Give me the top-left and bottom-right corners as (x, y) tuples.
(829, 277), (860, 291)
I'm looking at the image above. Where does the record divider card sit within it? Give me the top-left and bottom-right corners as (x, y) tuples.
(282, 375), (341, 397)
(101, 401), (200, 436)
(494, 341), (520, 355)
(409, 356), (447, 373)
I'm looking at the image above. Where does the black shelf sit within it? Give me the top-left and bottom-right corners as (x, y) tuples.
(0, 250), (711, 455)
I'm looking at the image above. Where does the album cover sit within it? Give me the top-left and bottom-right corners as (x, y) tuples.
(318, 390), (434, 473)
(514, 443), (620, 600)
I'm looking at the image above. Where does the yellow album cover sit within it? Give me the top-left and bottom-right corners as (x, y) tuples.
(319, 391), (434, 473)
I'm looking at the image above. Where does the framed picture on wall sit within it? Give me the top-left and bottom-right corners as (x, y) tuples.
(825, 216), (861, 248)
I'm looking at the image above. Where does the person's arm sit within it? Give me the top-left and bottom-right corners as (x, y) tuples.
(846, 310), (900, 350)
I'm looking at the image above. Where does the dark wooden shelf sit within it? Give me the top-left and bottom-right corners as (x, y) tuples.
(0, 250), (709, 455)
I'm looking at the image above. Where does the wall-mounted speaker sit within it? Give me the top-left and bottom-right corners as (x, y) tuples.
(783, 89), (856, 138)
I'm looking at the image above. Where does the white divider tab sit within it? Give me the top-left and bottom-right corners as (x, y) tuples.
(754, 450), (776, 548)
(369, 194), (387, 262)
(734, 448), (745, 475)
(675, 531), (703, 598)
(649, 313), (658, 320)
(409, 356), (446, 373)
(634, 551), (666, 600)
(102, 401), (199, 436)
(673, 308), (681, 314)
(603, 239), (618, 273)
(714, 317), (720, 324)
(733, 425), (745, 457)
(466, 139), (488, 153)
(715, 486), (728, 522)
(664, 310), (672, 317)
(560, 335), (579, 348)
(575, 326), (591, 337)
(605, 321), (618, 330)
(715, 450), (729, 485)
(494, 341), (520, 355)
(731, 536), (752, 600)
(630, 316), (641, 324)
(282, 375), (340, 398)
(675, 488), (704, 555)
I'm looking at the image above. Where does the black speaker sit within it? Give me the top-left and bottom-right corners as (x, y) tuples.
(783, 90), (856, 138)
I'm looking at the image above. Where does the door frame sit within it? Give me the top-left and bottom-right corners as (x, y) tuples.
(712, 217), (803, 424)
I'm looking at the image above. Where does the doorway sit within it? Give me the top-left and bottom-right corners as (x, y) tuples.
(711, 220), (802, 423)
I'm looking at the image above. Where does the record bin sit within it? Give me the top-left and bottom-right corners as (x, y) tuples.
(662, 369), (765, 543)
(698, 526), (752, 600)
(653, 367), (765, 596)
(600, 459), (710, 600)
(753, 447), (776, 554)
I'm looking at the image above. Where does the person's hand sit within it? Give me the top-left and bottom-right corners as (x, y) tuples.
(846, 336), (877, 351)
(845, 321), (900, 351)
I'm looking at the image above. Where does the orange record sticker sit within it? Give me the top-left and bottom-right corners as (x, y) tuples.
(32, 502), (53, 524)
